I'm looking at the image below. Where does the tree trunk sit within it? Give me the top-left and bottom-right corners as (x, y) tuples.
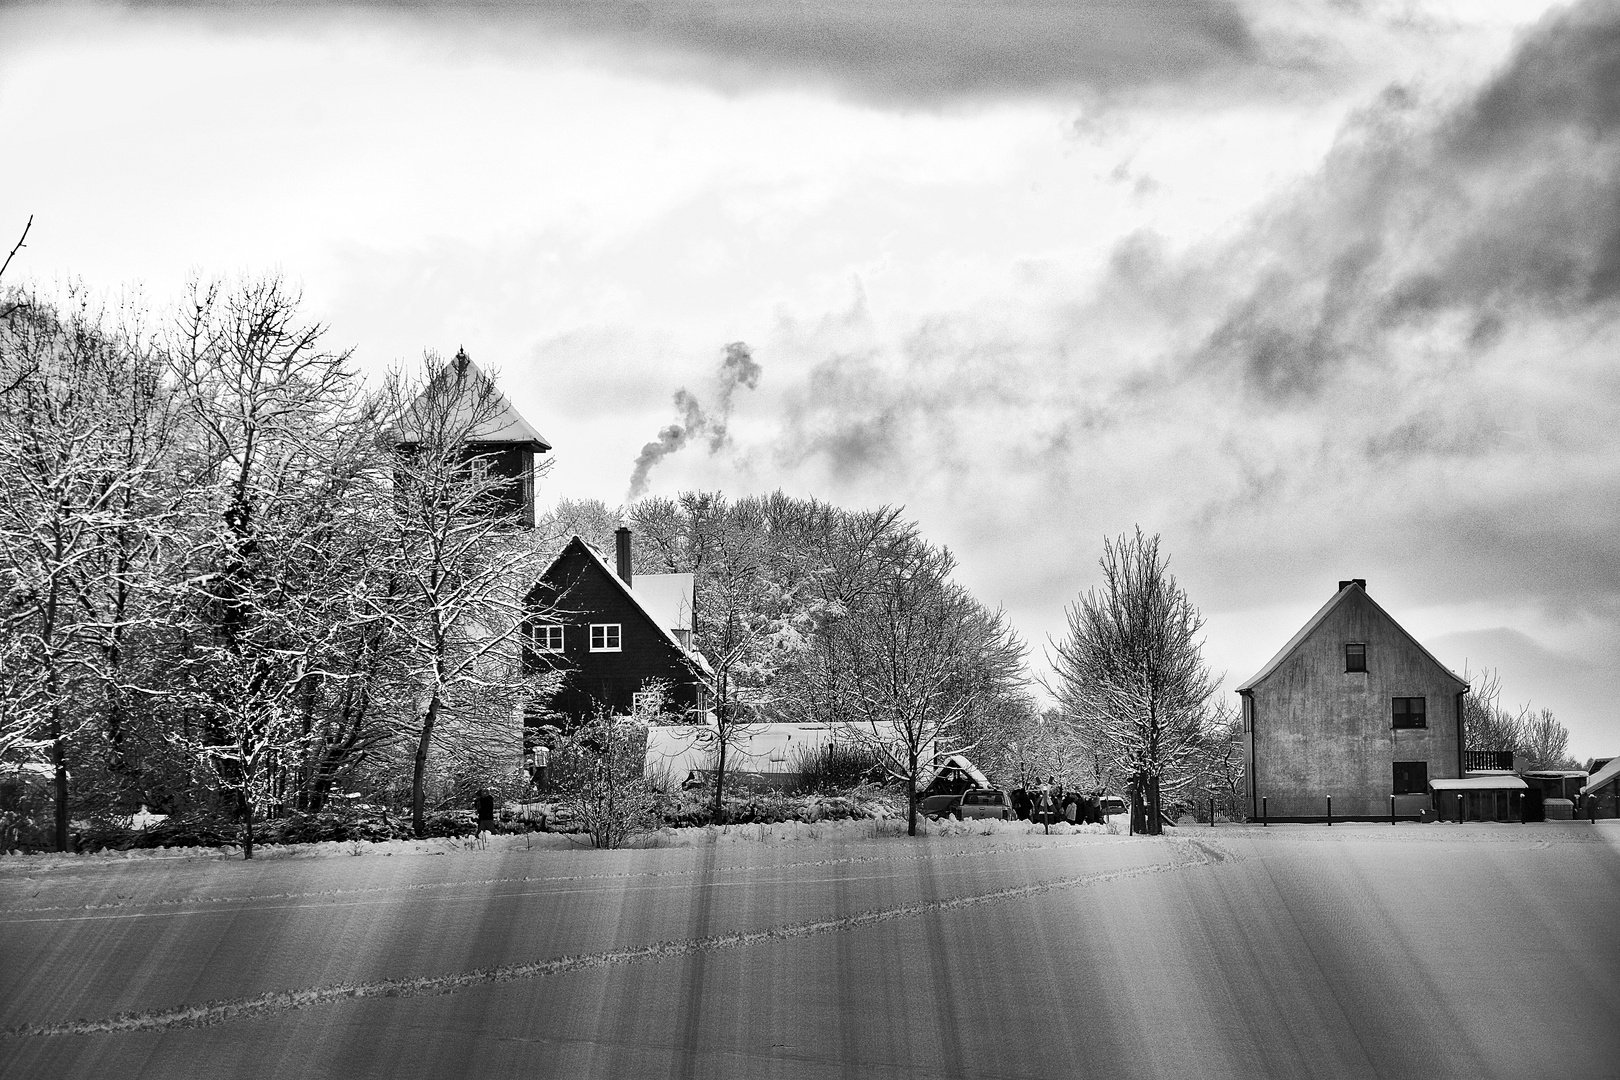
(907, 754), (918, 837)
(1145, 774), (1162, 836)
(52, 725), (69, 852)
(712, 735), (728, 826)
(412, 693), (441, 839)
(1129, 777), (1148, 836)
(241, 792), (256, 860)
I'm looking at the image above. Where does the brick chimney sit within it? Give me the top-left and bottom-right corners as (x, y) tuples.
(615, 527), (633, 586)
(1338, 578), (1367, 594)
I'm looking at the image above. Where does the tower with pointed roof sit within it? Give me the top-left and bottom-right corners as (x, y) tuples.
(394, 348), (551, 527)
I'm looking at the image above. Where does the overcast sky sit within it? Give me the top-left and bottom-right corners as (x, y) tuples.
(3, 0), (1617, 758)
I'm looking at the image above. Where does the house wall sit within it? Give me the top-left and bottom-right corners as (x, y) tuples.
(1245, 589), (1464, 818)
(525, 544), (707, 725)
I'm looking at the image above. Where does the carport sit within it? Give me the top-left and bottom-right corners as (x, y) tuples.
(1431, 774), (1527, 822)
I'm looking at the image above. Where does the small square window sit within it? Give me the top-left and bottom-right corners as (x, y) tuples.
(1392, 697), (1427, 729)
(1393, 760), (1428, 795)
(530, 623), (564, 653)
(1345, 643), (1366, 672)
(590, 624), (621, 652)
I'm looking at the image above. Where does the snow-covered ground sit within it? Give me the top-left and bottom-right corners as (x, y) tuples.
(0, 815), (1123, 868)
(2, 822), (1616, 1079)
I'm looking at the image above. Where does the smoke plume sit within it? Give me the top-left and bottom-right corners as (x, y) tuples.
(627, 341), (761, 499)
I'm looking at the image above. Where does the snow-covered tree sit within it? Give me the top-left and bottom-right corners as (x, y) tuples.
(813, 540), (1025, 836)
(1049, 529), (1219, 836)
(0, 287), (176, 848)
(381, 353), (553, 837)
(165, 276), (389, 856)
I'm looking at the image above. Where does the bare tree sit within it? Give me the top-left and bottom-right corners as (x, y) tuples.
(1048, 529), (1219, 836)
(1519, 707), (1573, 770)
(165, 277), (386, 857)
(820, 541), (1025, 836)
(381, 352), (550, 837)
(1462, 667), (1524, 753)
(0, 287), (174, 848)
(0, 215), (32, 337)
(628, 492), (817, 823)
(555, 707), (657, 848)
(974, 700), (1091, 794)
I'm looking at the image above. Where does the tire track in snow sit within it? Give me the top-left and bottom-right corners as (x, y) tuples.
(1, 841), (1221, 1039)
(0, 836), (1129, 919)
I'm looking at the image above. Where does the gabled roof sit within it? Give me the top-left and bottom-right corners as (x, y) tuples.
(396, 353), (551, 452)
(535, 536), (714, 681)
(1237, 581), (1468, 692)
(1581, 756), (1620, 796)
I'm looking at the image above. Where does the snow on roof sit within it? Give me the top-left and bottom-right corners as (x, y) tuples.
(395, 355), (551, 451)
(1431, 775), (1528, 791)
(633, 573), (695, 634)
(1581, 756), (1620, 795)
(930, 754), (991, 787)
(552, 538), (714, 681)
(1238, 582), (1468, 692)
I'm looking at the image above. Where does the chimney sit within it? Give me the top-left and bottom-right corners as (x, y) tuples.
(1338, 579), (1367, 594)
(615, 527), (633, 586)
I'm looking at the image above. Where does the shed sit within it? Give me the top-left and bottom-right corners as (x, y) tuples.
(1431, 774), (1527, 822)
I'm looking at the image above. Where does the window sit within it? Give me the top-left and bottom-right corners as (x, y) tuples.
(530, 623), (564, 653)
(1393, 761), (1429, 795)
(1345, 643), (1366, 672)
(632, 691), (663, 716)
(589, 623), (621, 652)
(1392, 697), (1427, 729)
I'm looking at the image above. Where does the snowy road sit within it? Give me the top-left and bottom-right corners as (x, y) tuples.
(2, 823), (1617, 1079)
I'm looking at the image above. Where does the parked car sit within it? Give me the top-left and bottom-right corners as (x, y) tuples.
(953, 788), (1014, 821)
(1097, 794), (1127, 818)
(919, 792), (966, 818)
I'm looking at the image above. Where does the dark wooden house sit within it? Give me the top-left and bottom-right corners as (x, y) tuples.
(394, 350), (551, 527)
(524, 529), (713, 729)
(1238, 579), (1469, 821)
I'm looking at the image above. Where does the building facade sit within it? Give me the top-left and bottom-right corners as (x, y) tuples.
(524, 530), (712, 729)
(1238, 580), (1469, 820)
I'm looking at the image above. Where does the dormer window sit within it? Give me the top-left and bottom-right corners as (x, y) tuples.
(1345, 643), (1367, 672)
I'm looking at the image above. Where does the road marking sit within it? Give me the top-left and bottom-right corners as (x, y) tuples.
(2, 843), (1217, 1039)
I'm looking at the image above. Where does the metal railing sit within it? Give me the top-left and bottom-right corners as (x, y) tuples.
(1464, 750), (1515, 771)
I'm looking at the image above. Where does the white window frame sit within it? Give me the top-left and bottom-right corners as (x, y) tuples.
(632, 691), (662, 717)
(589, 623), (621, 652)
(530, 623), (564, 653)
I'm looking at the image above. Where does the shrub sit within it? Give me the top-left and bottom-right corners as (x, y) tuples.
(791, 742), (881, 794)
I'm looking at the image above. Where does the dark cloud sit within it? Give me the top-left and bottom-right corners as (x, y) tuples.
(1190, 0), (1620, 400)
(128, 0), (1258, 101)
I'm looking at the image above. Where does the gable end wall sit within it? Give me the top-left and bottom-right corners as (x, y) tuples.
(1247, 590), (1463, 817)
(526, 546), (706, 722)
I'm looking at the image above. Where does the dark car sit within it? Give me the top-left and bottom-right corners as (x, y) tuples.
(919, 792), (963, 818)
(953, 788), (1014, 821)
